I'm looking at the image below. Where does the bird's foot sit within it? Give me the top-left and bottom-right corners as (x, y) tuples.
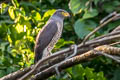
(49, 52), (53, 55)
(66, 44), (78, 60)
(54, 44), (77, 79)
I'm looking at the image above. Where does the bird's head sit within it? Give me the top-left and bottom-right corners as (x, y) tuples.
(52, 9), (70, 20)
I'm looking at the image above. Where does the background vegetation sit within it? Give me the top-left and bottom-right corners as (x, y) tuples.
(0, 0), (120, 80)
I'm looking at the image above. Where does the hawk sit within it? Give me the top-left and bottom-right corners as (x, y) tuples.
(34, 9), (70, 63)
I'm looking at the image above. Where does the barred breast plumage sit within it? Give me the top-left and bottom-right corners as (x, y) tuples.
(47, 20), (63, 52)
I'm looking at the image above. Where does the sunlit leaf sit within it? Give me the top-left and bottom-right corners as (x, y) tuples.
(26, 36), (34, 42)
(8, 6), (15, 20)
(31, 10), (41, 23)
(55, 39), (74, 49)
(72, 64), (85, 80)
(23, 21), (31, 28)
(85, 67), (94, 79)
(0, 3), (8, 14)
(7, 35), (12, 44)
(42, 9), (56, 20)
(12, 0), (19, 8)
(15, 23), (24, 33)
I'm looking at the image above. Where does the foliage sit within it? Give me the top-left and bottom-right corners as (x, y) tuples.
(50, 64), (106, 80)
(0, 0), (120, 80)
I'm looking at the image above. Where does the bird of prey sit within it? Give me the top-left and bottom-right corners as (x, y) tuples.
(34, 9), (70, 63)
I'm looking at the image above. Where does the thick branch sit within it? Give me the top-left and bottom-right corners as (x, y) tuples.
(31, 45), (120, 80)
(0, 67), (32, 80)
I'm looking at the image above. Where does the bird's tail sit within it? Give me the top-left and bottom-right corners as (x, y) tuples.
(34, 52), (43, 64)
(34, 46), (43, 64)
(34, 47), (50, 64)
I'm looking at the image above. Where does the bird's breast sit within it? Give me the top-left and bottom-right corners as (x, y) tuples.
(47, 21), (63, 52)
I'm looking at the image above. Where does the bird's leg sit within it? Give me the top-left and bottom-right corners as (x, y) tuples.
(66, 44), (78, 59)
(49, 51), (52, 55)
(46, 50), (61, 78)
(54, 45), (77, 78)
(46, 50), (53, 66)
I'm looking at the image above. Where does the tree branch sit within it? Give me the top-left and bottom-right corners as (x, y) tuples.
(18, 30), (120, 80)
(82, 12), (120, 44)
(30, 45), (120, 80)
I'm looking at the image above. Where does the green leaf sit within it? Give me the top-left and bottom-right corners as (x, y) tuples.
(15, 20), (31, 33)
(6, 66), (16, 74)
(9, 24), (26, 44)
(55, 39), (74, 49)
(20, 2), (37, 10)
(0, 42), (9, 52)
(42, 9), (56, 20)
(15, 23), (24, 33)
(69, 0), (88, 14)
(96, 72), (106, 80)
(74, 19), (97, 39)
(94, 0), (100, 5)
(85, 67), (94, 80)
(72, 64), (85, 80)
(103, 2), (116, 13)
(0, 24), (8, 38)
(48, 0), (55, 4)
(0, 3), (8, 14)
(8, 6), (15, 20)
(31, 10), (41, 23)
(112, 68), (120, 80)
(12, 0), (19, 8)
(82, 9), (98, 19)
(0, 70), (6, 77)
(0, 20), (14, 24)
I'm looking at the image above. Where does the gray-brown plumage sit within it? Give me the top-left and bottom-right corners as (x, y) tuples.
(34, 9), (70, 63)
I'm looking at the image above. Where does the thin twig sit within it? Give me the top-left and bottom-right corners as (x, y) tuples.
(96, 51), (120, 63)
(110, 41), (120, 46)
(82, 13), (120, 44)
(100, 11), (117, 24)
(93, 30), (120, 41)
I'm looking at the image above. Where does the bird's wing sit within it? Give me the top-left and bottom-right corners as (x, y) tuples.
(34, 20), (58, 63)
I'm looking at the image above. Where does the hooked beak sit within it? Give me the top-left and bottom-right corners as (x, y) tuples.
(62, 12), (70, 17)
